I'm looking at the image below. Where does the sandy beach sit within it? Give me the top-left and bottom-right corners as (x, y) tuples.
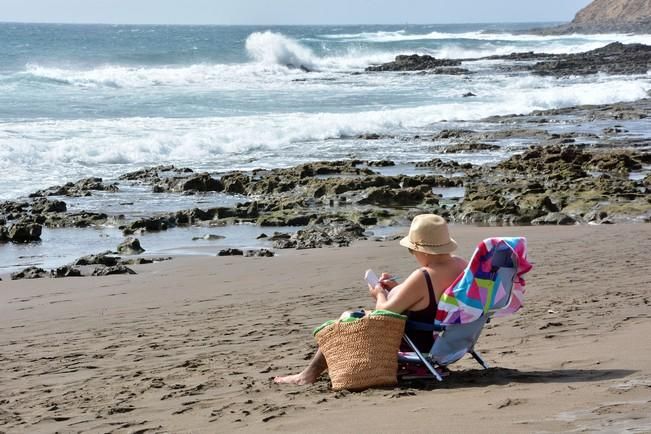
(2, 1), (651, 432)
(2, 222), (651, 433)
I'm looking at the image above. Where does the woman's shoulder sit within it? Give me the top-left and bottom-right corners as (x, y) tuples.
(451, 255), (469, 270)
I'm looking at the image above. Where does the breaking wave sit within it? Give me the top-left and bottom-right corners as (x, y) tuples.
(1, 77), (648, 169)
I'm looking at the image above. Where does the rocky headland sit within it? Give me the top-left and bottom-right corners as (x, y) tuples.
(528, 0), (651, 34)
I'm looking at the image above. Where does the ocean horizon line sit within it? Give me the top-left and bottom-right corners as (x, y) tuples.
(0, 20), (565, 28)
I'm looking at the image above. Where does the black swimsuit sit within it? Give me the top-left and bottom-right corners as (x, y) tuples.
(402, 269), (438, 352)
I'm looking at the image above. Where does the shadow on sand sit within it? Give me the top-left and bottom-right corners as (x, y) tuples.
(400, 367), (636, 390)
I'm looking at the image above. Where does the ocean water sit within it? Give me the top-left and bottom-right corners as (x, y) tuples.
(1, 22), (650, 272)
(2, 23), (651, 198)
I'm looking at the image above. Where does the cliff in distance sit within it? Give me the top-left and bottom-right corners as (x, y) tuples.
(531, 0), (651, 34)
(573, 0), (651, 25)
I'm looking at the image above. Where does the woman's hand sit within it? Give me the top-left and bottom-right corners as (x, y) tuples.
(379, 272), (399, 290)
(368, 283), (388, 300)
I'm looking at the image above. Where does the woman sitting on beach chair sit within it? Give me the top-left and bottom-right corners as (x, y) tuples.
(274, 214), (467, 385)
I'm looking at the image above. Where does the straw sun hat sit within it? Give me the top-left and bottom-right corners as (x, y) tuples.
(399, 214), (457, 255)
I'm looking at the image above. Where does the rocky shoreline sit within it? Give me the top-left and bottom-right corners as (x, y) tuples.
(1, 95), (650, 280)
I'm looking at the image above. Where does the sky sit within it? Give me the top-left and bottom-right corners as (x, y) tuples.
(0, 0), (594, 25)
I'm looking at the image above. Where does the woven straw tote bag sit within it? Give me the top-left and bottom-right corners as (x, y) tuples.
(314, 310), (406, 391)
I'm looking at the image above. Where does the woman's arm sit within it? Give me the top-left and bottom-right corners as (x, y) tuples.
(369, 269), (426, 313)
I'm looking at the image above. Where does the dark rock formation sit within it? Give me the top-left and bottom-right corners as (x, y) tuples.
(7, 252), (169, 281)
(257, 213), (315, 227)
(367, 160), (395, 167)
(122, 257), (172, 265)
(122, 216), (173, 234)
(118, 165), (193, 182)
(217, 248), (244, 256)
(531, 212), (578, 225)
(272, 218), (366, 249)
(43, 211), (109, 228)
(530, 43), (651, 77)
(220, 161), (373, 197)
(30, 177), (118, 198)
(51, 266), (83, 278)
(6, 221), (42, 243)
(358, 186), (428, 207)
(419, 67), (471, 75)
(366, 54), (462, 72)
(415, 158), (475, 172)
(0, 200), (29, 218)
(367, 42), (651, 78)
(174, 173), (224, 193)
(437, 143), (500, 153)
(152, 172), (224, 194)
(452, 143), (650, 224)
(74, 252), (121, 267)
(11, 267), (48, 280)
(120, 203), (260, 235)
(117, 237), (145, 255)
(30, 198), (67, 214)
(497, 145), (647, 177)
(432, 129), (476, 140)
(496, 145), (591, 179)
(357, 133), (382, 140)
(92, 265), (136, 276)
(119, 165), (225, 194)
(244, 249), (275, 257)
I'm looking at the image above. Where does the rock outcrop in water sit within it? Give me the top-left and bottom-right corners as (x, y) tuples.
(0, 221), (43, 243)
(529, 0), (651, 34)
(365, 54), (462, 72)
(117, 237), (146, 255)
(366, 43), (651, 78)
(119, 165), (224, 194)
(529, 43), (651, 77)
(30, 177), (118, 198)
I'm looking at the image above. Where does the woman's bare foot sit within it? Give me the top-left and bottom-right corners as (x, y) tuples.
(274, 350), (327, 385)
(273, 371), (318, 385)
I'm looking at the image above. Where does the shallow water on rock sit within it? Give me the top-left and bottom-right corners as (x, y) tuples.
(0, 224), (299, 275)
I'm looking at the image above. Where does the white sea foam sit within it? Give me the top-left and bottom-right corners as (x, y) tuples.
(16, 34), (395, 89)
(16, 29), (651, 91)
(20, 62), (303, 90)
(1, 77), (648, 176)
(245, 31), (319, 70)
(244, 31), (397, 71)
(321, 29), (651, 44)
(320, 30), (651, 58)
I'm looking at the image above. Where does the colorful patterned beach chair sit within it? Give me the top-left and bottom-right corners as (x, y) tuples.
(398, 237), (532, 381)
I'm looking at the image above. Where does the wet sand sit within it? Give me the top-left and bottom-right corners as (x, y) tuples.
(1, 223), (651, 433)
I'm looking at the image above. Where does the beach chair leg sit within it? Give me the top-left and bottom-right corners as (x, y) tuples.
(402, 335), (443, 381)
(470, 350), (489, 369)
